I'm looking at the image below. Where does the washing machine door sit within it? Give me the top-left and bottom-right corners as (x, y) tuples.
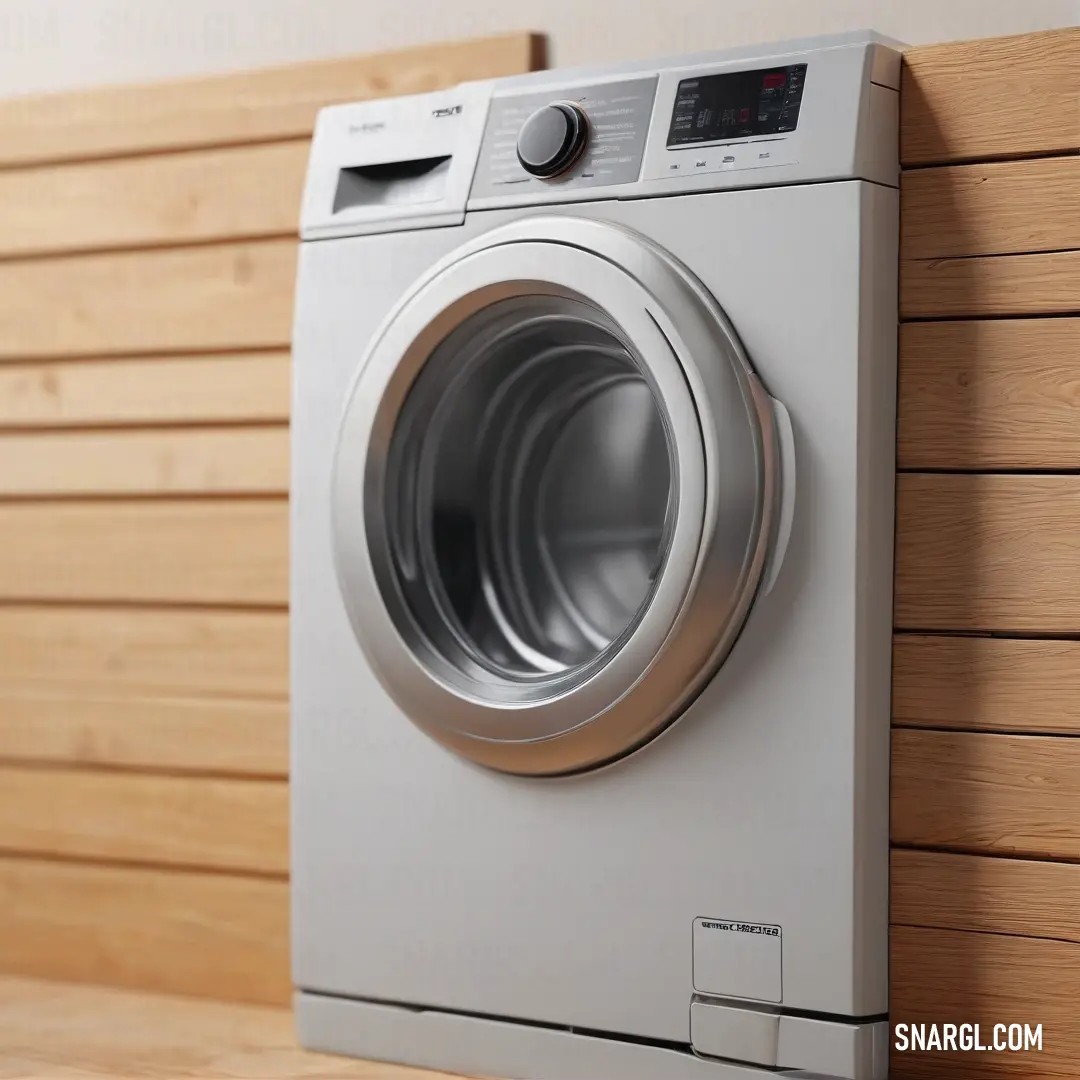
(332, 215), (793, 776)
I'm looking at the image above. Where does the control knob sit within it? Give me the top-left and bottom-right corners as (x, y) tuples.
(516, 102), (589, 179)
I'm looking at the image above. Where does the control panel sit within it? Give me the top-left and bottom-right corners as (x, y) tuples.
(469, 77), (658, 200)
(299, 33), (900, 235)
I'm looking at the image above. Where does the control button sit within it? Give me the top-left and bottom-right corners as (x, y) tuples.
(516, 102), (589, 178)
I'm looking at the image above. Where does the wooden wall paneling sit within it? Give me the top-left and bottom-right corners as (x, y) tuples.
(901, 157), (1080, 261)
(894, 473), (1080, 631)
(892, 848), (1080, 943)
(0, 767), (288, 874)
(0, 240), (297, 359)
(0, 427), (288, 496)
(892, 728), (1080, 860)
(900, 27), (1080, 166)
(893, 634), (1080, 735)
(891, 925), (1078, 1078)
(0, 858), (289, 1005)
(0, 142), (307, 258)
(900, 248), (1080, 319)
(0, 693), (287, 778)
(0, 607), (288, 700)
(898, 320), (1080, 470)
(0, 353), (291, 426)
(0, 33), (544, 167)
(0, 500), (288, 606)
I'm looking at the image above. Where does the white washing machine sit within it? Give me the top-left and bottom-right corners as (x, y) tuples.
(291, 31), (899, 1080)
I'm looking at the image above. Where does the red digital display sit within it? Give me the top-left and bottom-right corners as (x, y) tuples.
(762, 73), (787, 90)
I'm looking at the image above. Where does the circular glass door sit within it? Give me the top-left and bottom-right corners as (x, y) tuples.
(332, 216), (782, 776)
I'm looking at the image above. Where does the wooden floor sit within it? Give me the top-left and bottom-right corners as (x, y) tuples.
(0, 975), (462, 1079)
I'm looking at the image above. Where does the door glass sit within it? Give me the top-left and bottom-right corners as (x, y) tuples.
(381, 295), (676, 696)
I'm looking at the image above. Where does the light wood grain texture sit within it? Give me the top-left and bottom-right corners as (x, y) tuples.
(0, 352), (291, 426)
(0, 426), (287, 496)
(891, 925), (1076, 1078)
(0, 692), (287, 777)
(0, 240), (296, 359)
(898, 320), (1080, 470)
(895, 474), (1080, 632)
(0, 767), (287, 873)
(0, 606), (287, 700)
(0, 868), (290, 1008)
(0, 33), (543, 167)
(901, 28), (1080, 166)
(0, 500), (287, 606)
(0, 426), (288, 496)
(901, 157), (1080, 261)
(0, 974), (457, 1076)
(0, 141), (306, 258)
(894, 634), (1080, 736)
(892, 848), (1080, 943)
(901, 248), (1080, 320)
(892, 728), (1080, 859)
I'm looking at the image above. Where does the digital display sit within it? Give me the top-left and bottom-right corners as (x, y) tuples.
(666, 64), (807, 147)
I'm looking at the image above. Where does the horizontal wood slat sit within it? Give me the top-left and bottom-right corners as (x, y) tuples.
(0, 141), (306, 258)
(0, 607), (287, 701)
(891, 924), (1077, 1078)
(900, 28), (1080, 166)
(0, 693), (288, 777)
(0, 240), (296, 359)
(893, 634), (1080, 736)
(892, 848), (1080, 944)
(895, 474), (1080, 632)
(901, 248), (1080, 320)
(0, 767), (288, 874)
(0, 427), (288, 496)
(0, 352), (291, 426)
(0, 33), (543, 167)
(0, 500), (287, 606)
(898, 320), (1080, 470)
(901, 157), (1080, 261)
(892, 728), (1080, 860)
(0, 858), (288, 1004)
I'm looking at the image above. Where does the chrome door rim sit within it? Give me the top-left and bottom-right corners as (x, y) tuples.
(331, 216), (779, 775)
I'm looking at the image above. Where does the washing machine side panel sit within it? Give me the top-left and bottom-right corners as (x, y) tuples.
(290, 182), (892, 1041)
(852, 180), (898, 1016)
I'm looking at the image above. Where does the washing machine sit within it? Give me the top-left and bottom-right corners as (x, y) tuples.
(291, 30), (899, 1080)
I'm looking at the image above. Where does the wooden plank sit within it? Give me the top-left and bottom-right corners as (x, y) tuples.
(901, 28), (1080, 166)
(0, 500), (287, 606)
(891, 925), (1075, 1078)
(898, 320), (1080, 470)
(0, 352), (291, 426)
(0, 767), (288, 874)
(901, 248), (1080, 320)
(0, 239), (296, 359)
(895, 474), (1080, 632)
(891, 728), (1080, 860)
(0, 692), (287, 777)
(901, 158), (1080, 261)
(892, 848), (1080, 944)
(0, 607), (287, 701)
(0, 141), (306, 258)
(894, 634), (1080, 736)
(0, 33), (543, 167)
(0, 861), (289, 1007)
(0, 427), (288, 496)
(0, 974), (454, 1077)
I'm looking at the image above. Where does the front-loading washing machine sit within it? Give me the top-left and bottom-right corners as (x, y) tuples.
(291, 30), (899, 1080)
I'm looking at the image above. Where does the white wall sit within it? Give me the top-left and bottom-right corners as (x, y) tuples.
(0, 0), (1077, 98)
